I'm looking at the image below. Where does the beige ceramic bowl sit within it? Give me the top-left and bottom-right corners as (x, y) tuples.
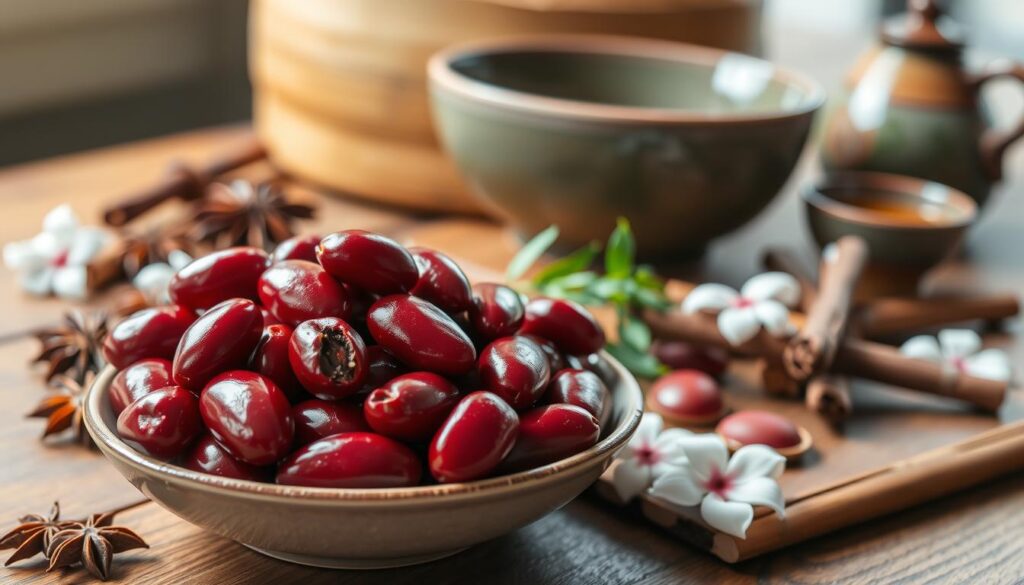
(83, 354), (642, 569)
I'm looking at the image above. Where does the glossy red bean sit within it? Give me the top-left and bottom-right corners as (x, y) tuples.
(651, 340), (729, 378)
(277, 432), (422, 488)
(257, 260), (352, 327)
(468, 283), (524, 341)
(478, 336), (550, 410)
(109, 358), (173, 415)
(200, 370), (294, 465)
(168, 247), (269, 310)
(316, 230), (418, 295)
(181, 434), (271, 481)
(172, 299), (263, 390)
(545, 368), (611, 426)
(519, 298), (605, 355)
(116, 385), (202, 460)
(102, 305), (195, 368)
(271, 234), (321, 264)
(288, 317), (368, 399)
(259, 307), (281, 326)
(409, 247), (472, 313)
(716, 410), (802, 449)
(519, 334), (569, 374)
(364, 372), (460, 441)
(429, 391), (519, 483)
(647, 370), (723, 423)
(501, 404), (600, 471)
(292, 399), (369, 447)
(249, 324), (306, 402)
(367, 295), (476, 375)
(362, 346), (408, 392)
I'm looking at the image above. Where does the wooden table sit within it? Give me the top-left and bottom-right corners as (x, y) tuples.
(1, 122), (1023, 583)
(4, 16), (1024, 579)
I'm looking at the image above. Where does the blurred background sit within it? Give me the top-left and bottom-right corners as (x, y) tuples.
(0, 0), (1021, 167)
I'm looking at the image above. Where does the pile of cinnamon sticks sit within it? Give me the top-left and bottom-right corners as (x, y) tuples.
(644, 236), (1019, 425)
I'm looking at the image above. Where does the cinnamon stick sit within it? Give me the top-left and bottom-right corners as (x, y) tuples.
(857, 294), (1020, 338)
(103, 139), (266, 226)
(783, 237), (868, 382)
(761, 247), (818, 311)
(760, 360), (802, 398)
(806, 373), (853, 425)
(643, 309), (1007, 412)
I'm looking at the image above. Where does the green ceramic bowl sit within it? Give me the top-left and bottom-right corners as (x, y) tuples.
(803, 171), (976, 297)
(428, 35), (825, 258)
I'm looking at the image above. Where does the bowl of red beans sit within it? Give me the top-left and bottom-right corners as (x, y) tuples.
(82, 230), (643, 569)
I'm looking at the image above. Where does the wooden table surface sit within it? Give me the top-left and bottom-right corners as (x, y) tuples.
(3, 26), (1024, 585)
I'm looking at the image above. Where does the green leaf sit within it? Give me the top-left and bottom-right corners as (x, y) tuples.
(545, 271), (598, 291)
(634, 287), (672, 311)
(591, 276), (630, 304)
(604, 217), (635, 279)
(534, 241), (601, 286)
(634, 265), (665, 291)
(619, 314), (652, 353)
(506, 225), (559, 282)
(605, 342), (666, 379)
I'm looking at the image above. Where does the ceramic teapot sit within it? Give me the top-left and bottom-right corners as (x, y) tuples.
(821, 0), (1024, 208)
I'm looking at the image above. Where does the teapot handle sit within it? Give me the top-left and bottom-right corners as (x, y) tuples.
(968, 63), (1024, 182)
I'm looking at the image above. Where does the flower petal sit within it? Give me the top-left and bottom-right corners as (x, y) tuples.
(3, 239), (47, 271)
(727, 476), (785, 517)
(133, 263), (177, 304)
(626, 413), (664, 451)
(740, 272), (800, 307)
(611, 458), (652, 502)
(678, 434), (730, 483)
(717, 307), (761, 346)
(900, 335), (943, 362)
(753, 300), (792, 338)
(964, 349), (1012, 382)
(65, 228), (110, 265)
(168, 250), (193, 270)
(682, 284), (738, 314)
(938, 329), (982, 360)
(51, 266), (88, 300)
(726, 444), (786, 481)
(30, 231), (65, 260)
(19, 268), (54, 296)
(701, 494), (754, 539)
(42, 204), (78, 236)
(654, 427), (694, 468)
(649, 469), (705, 507)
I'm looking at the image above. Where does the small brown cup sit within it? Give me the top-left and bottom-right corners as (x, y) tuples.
(803, 172), (976, 299)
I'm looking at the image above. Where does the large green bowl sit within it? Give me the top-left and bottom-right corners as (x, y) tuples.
(428, 35), (825, 258)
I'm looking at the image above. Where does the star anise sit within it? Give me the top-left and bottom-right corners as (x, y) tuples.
(28, 373), (94, 447)
(1, 502), (78, 566)
(119, 227), (192, 279)
(186, 179), (315, 251)
(46, 512), (148, 581)
(32, 310), (108, 384)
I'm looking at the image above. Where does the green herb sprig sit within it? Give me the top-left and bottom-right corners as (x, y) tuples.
(506, 219), (671, 378)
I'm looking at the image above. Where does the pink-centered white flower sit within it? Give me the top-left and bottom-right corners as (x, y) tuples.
(2, 205), (111, 299)
(610, 413), (692, 502)
(132, 250), (193, 305)
(901, 329), (1012, 382)
(649, 434), (785, 539)
(682, 272), (801, 346)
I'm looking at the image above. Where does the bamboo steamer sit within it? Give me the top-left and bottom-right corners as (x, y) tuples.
(250, 0), (763, 214)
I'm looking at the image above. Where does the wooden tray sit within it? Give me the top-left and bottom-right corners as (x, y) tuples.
(592, 352), (1024, 562)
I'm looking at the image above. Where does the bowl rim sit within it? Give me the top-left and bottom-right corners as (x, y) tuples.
(83, 352), (643, 506)
(803, 171), (977, 231)
(427, 34), (826, 126)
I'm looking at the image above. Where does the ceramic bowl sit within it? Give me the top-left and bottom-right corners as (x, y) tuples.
(804, 171), (976, 297)
(82, 354), (643, 570)
(428, 35), (824, 259)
